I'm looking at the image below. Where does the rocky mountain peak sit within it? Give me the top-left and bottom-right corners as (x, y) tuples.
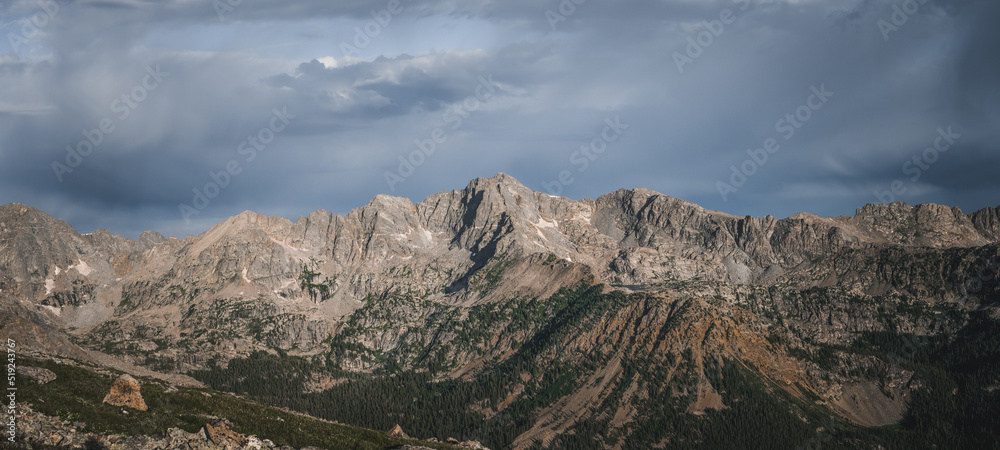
(137, 230), (167, 245)
(0, 202), (73, 234)
(0, 202), (26, 215)
(365, 194), (414, 210)
(850, 201), (989, 247)
(459, 172), (546, 222)
(970, 204), (1000, 241)
(468, 172), (527, 191)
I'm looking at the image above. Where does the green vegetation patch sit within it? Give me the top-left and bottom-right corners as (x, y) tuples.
(17, 356), (456, 449)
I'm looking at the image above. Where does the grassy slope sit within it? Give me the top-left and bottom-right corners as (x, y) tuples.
(15, 356), (455, 450)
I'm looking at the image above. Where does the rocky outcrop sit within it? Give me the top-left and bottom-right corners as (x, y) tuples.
(0, 203), (162, 313)
(1, 403), (284, 450)
(970, 205), (1000, 241)
(387, 424), (410, 439)
(0, 294), (92, 361)
(14, 366), (56, 384)
(103, 374), (148, 411)
(848, 202), (990, 247)
(1, 403), (104, 449)
(203, 420), (249, 449)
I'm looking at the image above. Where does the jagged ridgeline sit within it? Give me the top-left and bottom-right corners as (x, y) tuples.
(1, 173), (999, 448)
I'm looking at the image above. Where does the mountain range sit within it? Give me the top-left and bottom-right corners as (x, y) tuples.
(2, 173), (999, 449)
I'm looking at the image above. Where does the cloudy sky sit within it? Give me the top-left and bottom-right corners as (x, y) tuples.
(1, 0), (997, 238)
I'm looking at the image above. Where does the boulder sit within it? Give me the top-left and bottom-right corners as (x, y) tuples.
(203, 420), (248, 449)
(102, 374), (148, 411)
(387, 423), (410, 439)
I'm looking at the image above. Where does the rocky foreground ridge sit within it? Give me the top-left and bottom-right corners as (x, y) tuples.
(1, 173), (999, 448)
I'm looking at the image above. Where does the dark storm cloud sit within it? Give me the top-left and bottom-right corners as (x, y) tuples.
(265, 49), (544, 119)
(0, 0), (997, 238)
